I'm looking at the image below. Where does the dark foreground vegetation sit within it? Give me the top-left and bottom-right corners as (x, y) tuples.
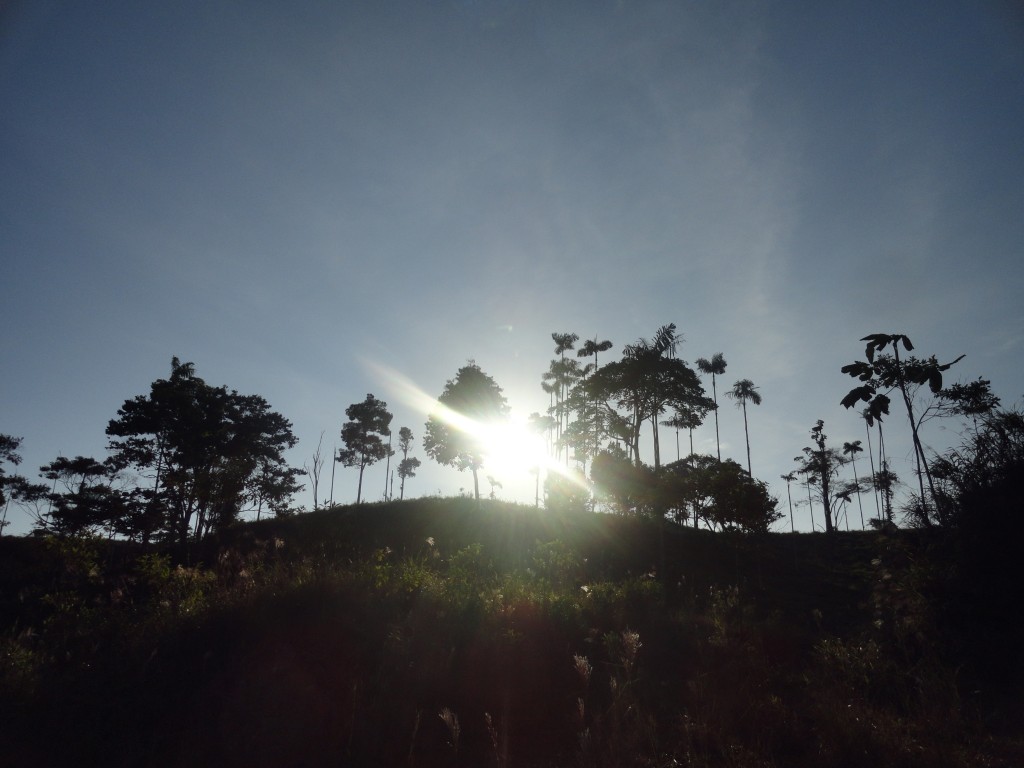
(1, 498), (1022, 768)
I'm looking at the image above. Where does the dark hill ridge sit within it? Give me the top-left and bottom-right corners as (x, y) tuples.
(1, 499), (1020, 767)
(208, 498), (880, 630)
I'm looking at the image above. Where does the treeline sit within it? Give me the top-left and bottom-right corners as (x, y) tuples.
(0, 327), (1016, 543)
(528, 327), (1012, 537)
(1, 359), (303, 546)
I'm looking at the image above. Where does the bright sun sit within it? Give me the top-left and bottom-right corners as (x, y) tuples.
(362, 359), (574, 499)
(478, 412), (551, 480)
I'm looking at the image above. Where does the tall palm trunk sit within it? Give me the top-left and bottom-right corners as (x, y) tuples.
(742, 400), (751, 475)
(786, 481), (794, 533)
(850, 455), (865, 529)
(877, 421), (892, 522)
(892, 346), (937, 523)
(864, 419), (880, 520)
(711, 374), (721, 461)
(806, 479), (815, 531)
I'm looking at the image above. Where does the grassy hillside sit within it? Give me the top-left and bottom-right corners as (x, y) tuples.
(1, 499), (1020, 767)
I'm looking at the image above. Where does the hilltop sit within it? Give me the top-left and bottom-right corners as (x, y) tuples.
(1, 499), (1021, 767)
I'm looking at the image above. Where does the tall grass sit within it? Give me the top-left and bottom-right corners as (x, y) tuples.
(0, 500), (1019, 766)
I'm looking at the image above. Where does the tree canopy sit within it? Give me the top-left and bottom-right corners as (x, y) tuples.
(423, 362), (509, 501)
(338, 394), (393, 504)
(105, 357), (301, 545)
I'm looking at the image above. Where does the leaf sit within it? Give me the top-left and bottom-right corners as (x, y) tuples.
(872, 394), (891, 418)
(841, 362), (873, 381)
(860, 334), (892, 363)
(841, 386), (873, 409)
(938, 354), (966, 371)
(901, 335), (914, 351)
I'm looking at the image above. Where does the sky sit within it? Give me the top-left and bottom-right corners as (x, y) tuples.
(2, 0), (1022, 536)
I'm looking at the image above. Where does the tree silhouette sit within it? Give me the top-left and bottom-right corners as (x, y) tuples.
(781, 472), (797, 533)
(0, 434), (22, 498)
(842, 440), (866, 529)
(304, 431), (326, 511)
(662, 405), (709, 461)
(661, 455), (780, 533)
(841, 333), (964, 523)
(661, 453), (719, 527)
(590, 444), (654, 516)
(547, 333), (580, 462)
(546, 356), (582, 464)
(863, 407), (896, 523)
(577, 337), (613, 467)
(251, 459), (304, 522)
(936, 378), (1000, 434)
(0, 436), (15, 534)
(696, 354), (727, 460)
(338, 394), (393, 505)
(577, 337), (613, 372)
(585, 324), (706, 469)
(930, 408), (1024, 529)
(728, 378), (761, 475)
(0, 436), (43, 533)
(540, 380), (558, 455)
(624, 322), (680, 467)
(861, 408), (882, 521)
(793, 456), (816, 531)
(796, 420), (846, 534)
(40, 455), (120, 536)
(423, 362), (509, 501)
(106, 358), (300, 546)
(396, 426), (420, 501)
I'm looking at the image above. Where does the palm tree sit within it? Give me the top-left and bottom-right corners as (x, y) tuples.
(875, 416), (894, 523)
(577, 337), (613, 465)
(540, 380), (558, 455)
(548, 332), (580, 462)
(621, 323), (684, 468)
(696, 354), (727, 460)
(841, 333), (964, 523)
(577, 336), (613, 372)
(842, 440), (866, 529)
(728, 378), (762, 475)
(804, 472), (817, 531)
(781, 471), (797, 533)
(662, 407), (705, 461)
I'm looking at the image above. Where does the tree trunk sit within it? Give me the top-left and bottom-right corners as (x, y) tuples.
(851, 457), (865, 529)
(329, 444), (337, 507)
(893, 346), (935, 524)
(864, 420), (880, 520)
(786, 483), (794, 533)
(820, 458), (834, 534)
(742, 401), (752, 475)
(652, 416), (661, 469)
(806, 482), (815, 531)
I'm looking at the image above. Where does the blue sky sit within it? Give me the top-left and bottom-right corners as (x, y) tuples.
(2, 0), (1022, 535)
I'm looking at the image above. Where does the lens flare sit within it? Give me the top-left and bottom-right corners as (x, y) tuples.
(362, 359), (588, 497)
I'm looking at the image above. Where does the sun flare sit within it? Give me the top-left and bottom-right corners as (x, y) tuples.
(477, 412), (551, 481)
(363, 358), (586, 500)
